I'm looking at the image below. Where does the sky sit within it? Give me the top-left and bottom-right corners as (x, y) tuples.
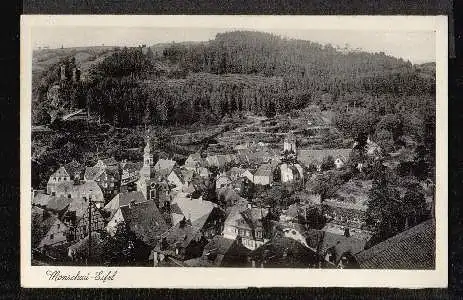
(32, 27), (436, 64)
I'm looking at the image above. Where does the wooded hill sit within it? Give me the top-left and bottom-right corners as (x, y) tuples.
(32, 30), (435, 144)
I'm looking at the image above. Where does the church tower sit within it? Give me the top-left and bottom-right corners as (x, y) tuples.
(283, 132), (297, 153)
(140, 134), (153, 179)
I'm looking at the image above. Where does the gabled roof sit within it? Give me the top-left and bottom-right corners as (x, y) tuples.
(120, 201), (169, 248)
(198, 236), (251, 267)
(67, 232), (105, 260)
(254, 164), (273, 177)
(31, 210), (65, 249)
(320, 231), (371, 264)
(55, 181), (104, 204)
(249, 236), (321, 268)
(172, 193), (216, 223)
(47, 195), (73, 212)
(104, 191), (147, 214)
(49, 166), (69, 179)
(32, 193), (52, 207)
(354, 219), (435, 269)
(154, 159), (177, 176)
(84, 167), (104, 181)
(32, 206), (51, 248)
(157, 220), (202, 255)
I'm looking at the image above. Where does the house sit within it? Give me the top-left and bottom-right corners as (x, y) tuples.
(184, 236), (251, 267)
(215, 173), (232, 190)
(47, 160), (86, 195)
(228, 167), (245, 181)
(353, 219), (435, 269)
(320, 222), (374, 268)
(151, 218), (209, 265)
(46, 167), (71, 195)
(248, 235), (321, 268)
(104, 191), (147, 219)
(184, 153), (204, 171)
(92, 167), (120, 201)
(74, 202), (106, 241)
(167, 169), (187, 192)
(120, 161), (142, 186)
(32, 206), (69, 251)
(154, 159), (177, 177)
(94, 157), (119, 169)
(241, 169), (254, 183)
(279, 162), (304, 183)
(283, 132), (297, 154)
(253, 164), (273, 186)
(46, 195), (73, 217)
(32, 192), (52, 207)
(106, 201), (168, 252)
(67, 232), (105, 262)
(53, 180), (105, 208)
(170, 192), (217, 226)
(297, 149), (351, 171)
(222, 205), (270, 250)
(197, 167), (211, 178)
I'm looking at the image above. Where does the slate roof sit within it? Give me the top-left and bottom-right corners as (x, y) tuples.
(171, 193), (216, 223)
(31, 206), (50, 248)
(46, 195), (73, 212)
(49, 166), (69, 179)
(185, 236), (251, 267)
(32, 193), (52, 207)
(31, 209), (62, 249)
(54, 181), (104, 204)
(84, 167), (104, 181)
(154, 159), (177, 176)
(104, 191), (147, 215)
(120, 201), (169, 248)
(156, 220), (203, 256)
(249, 236), (321, 268)
(354, 219), (435, 269)
(254, 164), (273, 177)
(297, 149), (351, 166)
(67, 232), (105, 260)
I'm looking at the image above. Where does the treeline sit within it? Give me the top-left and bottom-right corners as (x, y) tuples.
(33, 31), (435, 138)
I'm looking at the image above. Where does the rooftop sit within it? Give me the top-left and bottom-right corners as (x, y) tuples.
(354, 219), (435, 269)
(120, 201), (169, 248)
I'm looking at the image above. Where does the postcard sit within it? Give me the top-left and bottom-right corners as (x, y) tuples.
(21, 15), (448, 288)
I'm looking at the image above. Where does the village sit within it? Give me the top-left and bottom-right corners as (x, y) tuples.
(31, 124), (435, 269)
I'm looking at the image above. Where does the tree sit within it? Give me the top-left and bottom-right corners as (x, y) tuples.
(376, 113), (403, 142)
(321, 155), (335, 171)
(375, 129), (394, 154)
(366, 177), (403, 240)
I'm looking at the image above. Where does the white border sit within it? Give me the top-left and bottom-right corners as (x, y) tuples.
(20, 15), (448, 288)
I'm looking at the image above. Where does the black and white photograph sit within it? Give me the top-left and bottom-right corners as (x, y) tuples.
(21, 15), (447, 288)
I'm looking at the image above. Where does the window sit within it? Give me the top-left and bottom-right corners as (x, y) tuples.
(68, 194), (71, 198)
(50, 234), (54, 240)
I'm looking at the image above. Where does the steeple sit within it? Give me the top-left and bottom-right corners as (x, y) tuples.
(140, 131), (153, 180)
